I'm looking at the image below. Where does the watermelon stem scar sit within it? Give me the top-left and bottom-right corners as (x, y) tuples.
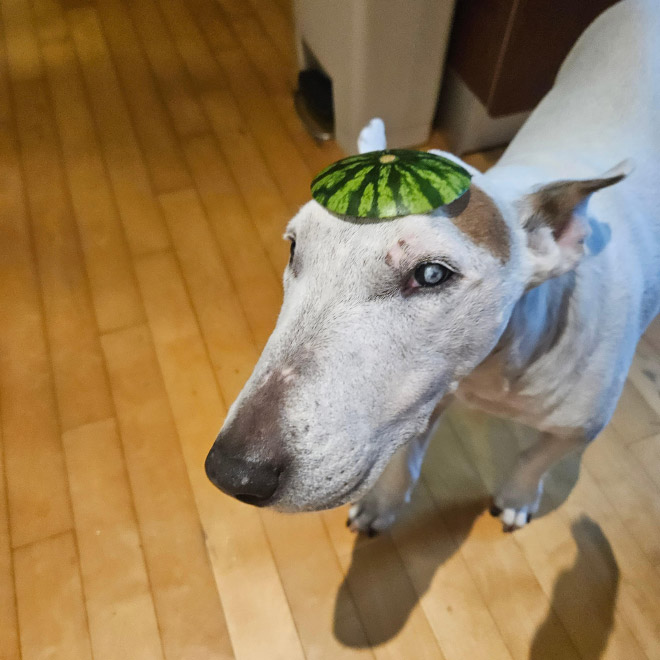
(311, 149), (472, 221)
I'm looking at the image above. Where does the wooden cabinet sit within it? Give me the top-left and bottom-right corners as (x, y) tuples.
(440, 0), (618, 152)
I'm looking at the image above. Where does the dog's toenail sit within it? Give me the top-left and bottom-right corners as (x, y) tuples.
(367, 528), (378, 538)
(489, 505), (502, 517)
(527, 512), (533, 523)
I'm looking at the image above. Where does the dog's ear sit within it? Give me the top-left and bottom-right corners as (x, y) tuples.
(521, 160), (631, 286)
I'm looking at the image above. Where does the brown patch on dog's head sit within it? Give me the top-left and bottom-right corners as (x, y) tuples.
(447, 186), (510, 263)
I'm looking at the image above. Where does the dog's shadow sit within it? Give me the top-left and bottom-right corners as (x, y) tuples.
(333, 406), (593, 649)
(333, 494), (486, 647)
(530, 515), (619, 660)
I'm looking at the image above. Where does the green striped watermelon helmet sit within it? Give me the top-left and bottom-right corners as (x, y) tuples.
(310, 149), (472, 221)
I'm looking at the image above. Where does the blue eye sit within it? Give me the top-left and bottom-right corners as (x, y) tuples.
(414, 262), (452, 287)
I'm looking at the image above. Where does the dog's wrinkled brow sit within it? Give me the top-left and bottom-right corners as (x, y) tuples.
(384, 237), (410, 270)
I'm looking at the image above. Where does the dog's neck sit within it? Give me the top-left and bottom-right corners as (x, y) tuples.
(493, 271), (577, 377)
(456, 270), (578, 420)
(470, 167), (581, 379)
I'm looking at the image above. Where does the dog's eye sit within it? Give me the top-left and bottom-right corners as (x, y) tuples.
(288, 238), (296, 265)
(413, 262), (453, 287)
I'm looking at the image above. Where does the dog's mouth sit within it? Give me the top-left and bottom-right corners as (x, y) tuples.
(272, 453), (383, 513)
(235, 493), (272, 507)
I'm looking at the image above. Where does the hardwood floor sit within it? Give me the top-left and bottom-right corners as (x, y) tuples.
(0, 0), (659, 657)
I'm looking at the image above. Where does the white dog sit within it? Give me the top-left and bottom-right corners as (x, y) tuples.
(206, 0), (660, 533)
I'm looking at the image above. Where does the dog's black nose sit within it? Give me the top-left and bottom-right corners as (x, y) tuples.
(205, 442), (281, 506)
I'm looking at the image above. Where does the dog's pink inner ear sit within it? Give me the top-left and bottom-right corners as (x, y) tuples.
(524, 170), (626, 240)
(521, 163), (630, 284)
(523, 160), (632, 243)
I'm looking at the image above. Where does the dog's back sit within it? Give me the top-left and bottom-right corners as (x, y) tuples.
(500, 0), (659, 175)
(473, 0), (660, 433)
(493, 0), (660, 325)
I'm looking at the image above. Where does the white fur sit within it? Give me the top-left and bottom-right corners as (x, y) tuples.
(357, 117), (387, 153)
(215, 0), (660, 530)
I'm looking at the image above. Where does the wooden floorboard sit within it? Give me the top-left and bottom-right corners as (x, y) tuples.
(0, 415), (20, 660)
(67, 6), (172, 256)
(182, 134), (282, 349)
(0, 100), (73, 548)
(62, 418), (165, 660)
(123, 0), (210, 139)
(2, 0), (660, 657)
(93, 0), (192, 193)
(157, 188), (257, 406)
(14, 532), (93, 660)
(134, 252), (306, 659)
(35, 17), (145, 333)
(101, 323), (234, 659)
(559, 468), (660, 657)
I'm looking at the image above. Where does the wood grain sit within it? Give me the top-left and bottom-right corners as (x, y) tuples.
(2, 0), (659, 657)
(0, 110), (73, 548)
(14, 533), (93, 660)
(63, 418), (164, 660)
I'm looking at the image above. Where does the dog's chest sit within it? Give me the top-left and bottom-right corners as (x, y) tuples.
(458, 356), (511, 405)
(455, 355), (543, 424)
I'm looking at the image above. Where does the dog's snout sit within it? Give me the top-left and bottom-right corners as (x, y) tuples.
(205, 441), (282, 506)
(206, 364), (294, 505)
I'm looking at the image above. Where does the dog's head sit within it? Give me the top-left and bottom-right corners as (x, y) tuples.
(205, 156), (628, 510)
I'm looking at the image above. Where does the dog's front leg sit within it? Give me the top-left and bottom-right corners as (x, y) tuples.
(346, 402), (448, 536)
(346, 433), (430, 536)
(491, 430), (588, 531)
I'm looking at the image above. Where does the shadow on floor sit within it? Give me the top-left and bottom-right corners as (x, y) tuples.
(333, 497), (485, 648)
(530, 516), (619, 660)
(332, 410), (588, 649)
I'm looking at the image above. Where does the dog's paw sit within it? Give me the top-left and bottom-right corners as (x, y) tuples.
(489, 503), (535, 532)
(346, 498), (401, 536)
(490, 480), (543, 532)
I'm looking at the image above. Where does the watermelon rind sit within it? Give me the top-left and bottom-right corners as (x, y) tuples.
(310, 149), (472, 220)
